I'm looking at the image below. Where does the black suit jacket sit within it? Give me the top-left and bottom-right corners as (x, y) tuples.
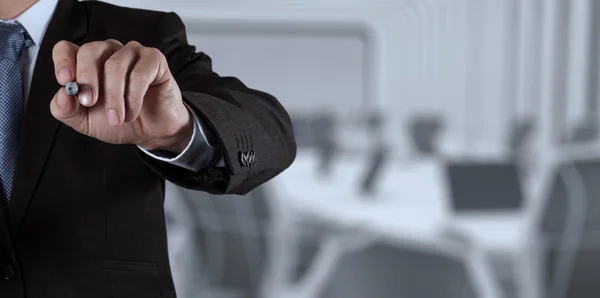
(0, 1), (296, 297)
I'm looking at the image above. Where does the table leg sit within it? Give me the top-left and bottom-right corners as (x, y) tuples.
(462, 244), (504, 298)
(515, 235), (543, 298)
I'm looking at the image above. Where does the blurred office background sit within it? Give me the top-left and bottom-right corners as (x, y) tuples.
(105, 0), (600, 297)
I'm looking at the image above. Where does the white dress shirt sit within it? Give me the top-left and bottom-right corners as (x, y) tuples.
(3, 0), (224, 171)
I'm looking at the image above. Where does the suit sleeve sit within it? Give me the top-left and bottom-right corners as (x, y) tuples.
(136, 12), (297, 195)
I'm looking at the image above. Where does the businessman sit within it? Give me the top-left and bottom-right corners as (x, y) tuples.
(0, 0), (296, 297)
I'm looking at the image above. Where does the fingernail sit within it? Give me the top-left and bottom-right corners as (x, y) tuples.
(58, 68), (71, 84)
(107, 109), (120, 127)
(79, 88), (91, 106)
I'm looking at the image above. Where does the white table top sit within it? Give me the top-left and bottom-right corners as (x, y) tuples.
(270, 152), (448, 243)
(269, 151), (538, 252)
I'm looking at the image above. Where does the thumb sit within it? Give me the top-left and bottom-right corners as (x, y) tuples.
(50, 87), (89, 134)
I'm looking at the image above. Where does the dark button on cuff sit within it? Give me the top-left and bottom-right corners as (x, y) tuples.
(3, 265), (15, 280)
(239, 150), (256, 168)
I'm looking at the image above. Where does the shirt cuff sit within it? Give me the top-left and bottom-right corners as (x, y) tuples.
(137, 103), (225, 171)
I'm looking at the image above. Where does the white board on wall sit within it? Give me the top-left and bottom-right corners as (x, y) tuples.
(183, 22), (370, 116)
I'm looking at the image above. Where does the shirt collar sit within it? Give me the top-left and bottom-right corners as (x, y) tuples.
(5, 0), (59, 46)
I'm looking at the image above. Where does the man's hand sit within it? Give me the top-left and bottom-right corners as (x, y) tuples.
(50, 39), (193, 154)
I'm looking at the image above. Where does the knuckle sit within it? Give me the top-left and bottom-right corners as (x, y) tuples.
(105, 38), (123, 47)
(143, 47), (164, 60)
(79, 41), (101, 52)
(126, 40), (142, 48)
(80, 41), (116, 57)
(53, 40), (71, 52)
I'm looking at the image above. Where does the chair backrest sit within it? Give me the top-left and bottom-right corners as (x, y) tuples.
(364, 111), (384, 134)
(358, 144), (389, 195)
(168, 185), (272, 297)
(573, 161), (600, 230)
(565, 116), (598, 144)
(541, 160), (600, 234)
(506, 118), (534, 160)
(311, 112), (337, 175)
(318, 241), (478, 298)
(164, 183), (207, 298)
(291, 114), (315, 149)
(539, 160), (600, 298)
(540, 165), (569, 236)
(311, 112), (336, 146)
(407, 115), (444, 157)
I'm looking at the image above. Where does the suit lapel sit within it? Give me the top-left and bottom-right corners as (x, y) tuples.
(9, 0), (88, 235)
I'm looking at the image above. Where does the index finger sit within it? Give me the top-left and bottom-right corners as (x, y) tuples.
(52, 40), (80, 86)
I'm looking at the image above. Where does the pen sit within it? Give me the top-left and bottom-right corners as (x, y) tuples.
(65, 81), (79, 96)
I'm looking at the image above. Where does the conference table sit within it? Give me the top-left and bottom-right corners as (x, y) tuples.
(267, 150), (543, 298)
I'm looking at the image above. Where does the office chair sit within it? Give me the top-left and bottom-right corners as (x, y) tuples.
(572, 114), (598, 143)
(506, 118), (534, 161)
(311, 112), (337, 175)
(259, 187), (381, 298)
(318, 239), (480, 298)
(166, 185), (273, 298)
(230, 186), (272, 293)
(364, 110), (385, 141)
(290, 114), (314, 149)
(407, 114), (444, 157)
(358, 143), (389, 196)
(203, 188), (273, 298)
(561, 114), (598, 144)
(537, 159), (589, 298)
(164, 183), (206, 298)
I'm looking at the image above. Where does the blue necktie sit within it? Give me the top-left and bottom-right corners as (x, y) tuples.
(0, 22), (33, 201)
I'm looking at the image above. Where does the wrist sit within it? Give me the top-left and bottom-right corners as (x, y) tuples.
(141, 105), (193, 154)
(164, 116), (194, 154)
